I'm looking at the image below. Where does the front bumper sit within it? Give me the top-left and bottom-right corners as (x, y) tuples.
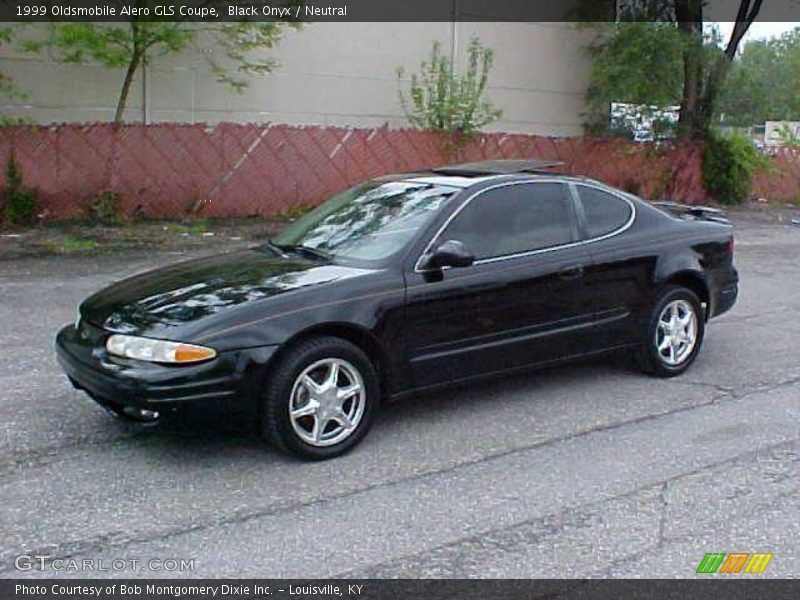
(55, 323), (278, 416)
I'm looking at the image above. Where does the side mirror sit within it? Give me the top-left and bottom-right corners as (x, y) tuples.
(421, 240), (475, 270)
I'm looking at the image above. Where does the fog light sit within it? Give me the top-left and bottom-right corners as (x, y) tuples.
(122, 407), (161, 421)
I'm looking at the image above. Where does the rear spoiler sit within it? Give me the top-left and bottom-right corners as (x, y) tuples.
(652, 201), (729, 223)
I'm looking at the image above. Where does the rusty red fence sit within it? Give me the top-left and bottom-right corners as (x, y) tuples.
(0, 122), (796, 220)
(753, 147), (800, 202)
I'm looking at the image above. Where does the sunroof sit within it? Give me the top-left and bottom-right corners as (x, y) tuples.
(431, 159), (564, 176)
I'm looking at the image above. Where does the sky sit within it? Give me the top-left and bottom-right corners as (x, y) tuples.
(714, 22), (799, 43)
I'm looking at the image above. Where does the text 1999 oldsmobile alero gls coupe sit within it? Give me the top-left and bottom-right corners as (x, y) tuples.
(56, 160), (738, 459)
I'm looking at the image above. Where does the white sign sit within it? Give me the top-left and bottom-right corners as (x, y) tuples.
(765, 121), (800, 146)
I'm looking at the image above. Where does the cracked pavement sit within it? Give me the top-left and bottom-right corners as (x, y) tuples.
(0, 214), (798, 579)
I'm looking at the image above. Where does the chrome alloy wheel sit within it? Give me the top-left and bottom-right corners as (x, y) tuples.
(289, 358), (365, 447)
(655, 299), (698, 366)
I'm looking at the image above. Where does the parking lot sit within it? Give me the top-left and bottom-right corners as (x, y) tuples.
(1, 213), (798, 579)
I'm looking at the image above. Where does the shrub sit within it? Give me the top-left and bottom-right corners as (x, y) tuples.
(397, 36), (502, 138)
(276, 204), (312, 221)
(702, 131), (768, 205)
(89, 190), (125, 226)
(0, 116), (33, 126)
(2, 153), (38, 225)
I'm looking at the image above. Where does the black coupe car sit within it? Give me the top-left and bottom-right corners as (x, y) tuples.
(56, 160), (738, 459)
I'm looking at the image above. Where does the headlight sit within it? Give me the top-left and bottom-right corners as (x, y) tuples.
(106, 334), (216, 364)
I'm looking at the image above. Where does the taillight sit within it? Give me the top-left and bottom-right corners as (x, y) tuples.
(726, 236), (735, 255)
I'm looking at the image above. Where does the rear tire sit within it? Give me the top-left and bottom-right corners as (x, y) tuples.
(637, 286), (705, 378)
(261, 336), (379, 460)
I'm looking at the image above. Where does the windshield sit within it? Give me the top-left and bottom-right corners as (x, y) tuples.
(271, 180), (457, 262)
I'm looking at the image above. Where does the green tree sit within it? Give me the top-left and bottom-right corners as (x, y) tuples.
(789, 35), (800, 116)
(0, 27), (22, 100)
(580, 0), (765, 139)
(717, 27), (800, 125)
(397, 36), (502, 137)
(717, 40), (777, 125)
(0, 27), (35, 124)
(24, 9), (300, 123)
(585, 21), (686, 132)
(673, 0), (764, 138)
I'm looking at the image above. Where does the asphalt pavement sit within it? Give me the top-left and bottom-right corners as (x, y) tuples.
(0, 215), (798, 579)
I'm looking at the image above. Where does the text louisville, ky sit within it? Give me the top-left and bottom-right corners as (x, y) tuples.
(16, 583), (365, 597)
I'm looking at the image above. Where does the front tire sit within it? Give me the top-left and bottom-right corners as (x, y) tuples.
(637, 286), (705, 377)
(261, 336), (379, 460)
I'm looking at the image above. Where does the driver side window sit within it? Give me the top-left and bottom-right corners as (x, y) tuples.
(441, 183), (574, 260)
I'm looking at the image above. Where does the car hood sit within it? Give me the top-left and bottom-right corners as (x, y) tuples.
(81, 248), (369, 335)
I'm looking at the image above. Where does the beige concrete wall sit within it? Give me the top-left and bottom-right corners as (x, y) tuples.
(0, 22), (593, 136)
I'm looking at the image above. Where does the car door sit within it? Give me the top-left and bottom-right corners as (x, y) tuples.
(571, 183), (651, 349)
(403, 180), (593, 389)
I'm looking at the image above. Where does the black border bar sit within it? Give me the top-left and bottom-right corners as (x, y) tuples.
(2, 0), (799, 23)
(3, 579), (800, 600)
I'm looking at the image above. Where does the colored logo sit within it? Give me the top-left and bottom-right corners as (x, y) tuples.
(696, 552), (773, 574)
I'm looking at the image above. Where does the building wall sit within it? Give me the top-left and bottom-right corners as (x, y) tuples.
(0, 22), (593, 136)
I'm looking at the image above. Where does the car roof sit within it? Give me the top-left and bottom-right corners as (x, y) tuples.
(375, 160), (629, 194)
(400, 174), (497, 188)
(430, 159), (564, 176)
(396, 173), (592, 190)
(383, 159), (585, 189)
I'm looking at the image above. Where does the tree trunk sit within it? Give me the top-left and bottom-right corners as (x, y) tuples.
(694, 0), (764, 136)
(696, 57), (732, 134)
(114, 49), (142, 124)
(677, 31), (701, 138)
(675, 0), (704, 139)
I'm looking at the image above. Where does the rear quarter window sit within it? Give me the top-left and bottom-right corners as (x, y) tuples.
(576, 186), (633, 239)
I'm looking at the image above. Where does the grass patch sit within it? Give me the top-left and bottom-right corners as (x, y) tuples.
(275, 205), (313, 221)
(164, 219), (211, 235)
(58, 237), (99, 252)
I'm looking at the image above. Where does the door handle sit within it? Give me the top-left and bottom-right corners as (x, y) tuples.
(558, 265), (584, 280)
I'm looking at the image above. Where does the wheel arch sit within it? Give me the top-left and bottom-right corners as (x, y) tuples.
(265, 322), (391, 394)
(662, 270), (710, 319)
(653, 248), (710, 316)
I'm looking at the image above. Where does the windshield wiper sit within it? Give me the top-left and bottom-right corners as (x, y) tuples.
(263, 239), (289, 256)
(294, 244), (331, 261)
(268, 240), (331, 261)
